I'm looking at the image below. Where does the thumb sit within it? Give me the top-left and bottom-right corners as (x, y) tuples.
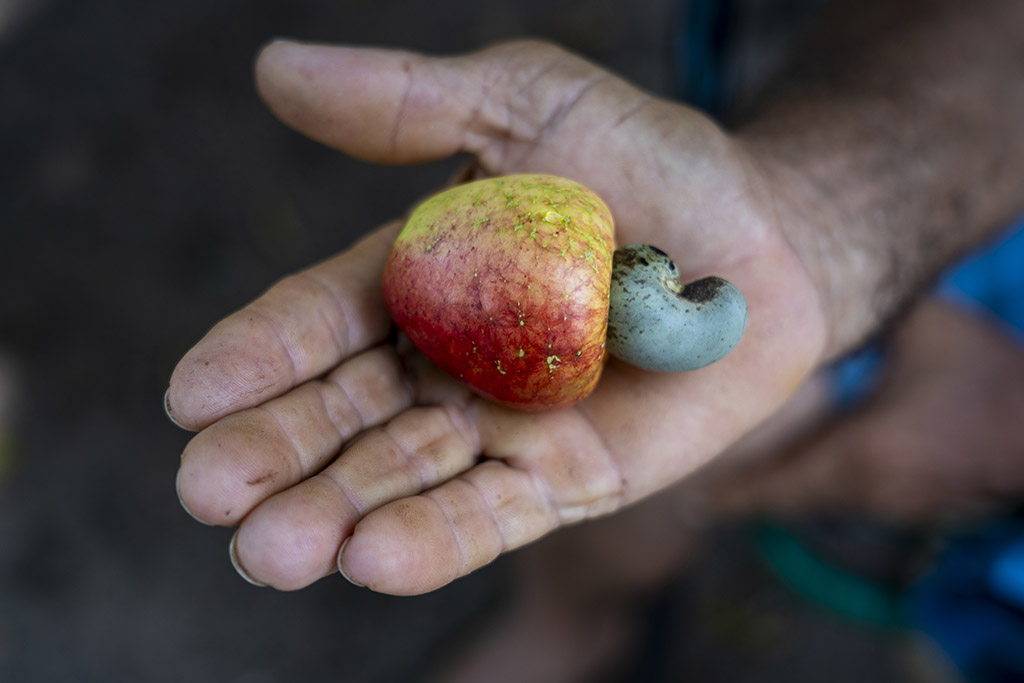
(253, 39), (637, 168)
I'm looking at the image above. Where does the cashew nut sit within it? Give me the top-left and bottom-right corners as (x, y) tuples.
(606, 244), (747, 372)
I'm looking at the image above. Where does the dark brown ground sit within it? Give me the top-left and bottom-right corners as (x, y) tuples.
(0, 1), (933, 681)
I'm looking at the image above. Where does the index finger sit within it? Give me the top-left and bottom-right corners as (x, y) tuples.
(166, 222), (398, 431)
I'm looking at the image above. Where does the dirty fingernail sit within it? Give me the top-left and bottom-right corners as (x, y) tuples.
(230, 531), (267, 588)
(163, 388), (188, 430)
(337, 537), (365, 588)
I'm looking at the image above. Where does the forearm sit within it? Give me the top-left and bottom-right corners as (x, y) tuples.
(738, 0), (1024, 359)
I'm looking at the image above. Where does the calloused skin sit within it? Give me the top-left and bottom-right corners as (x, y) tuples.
(167, 39), (826, 594)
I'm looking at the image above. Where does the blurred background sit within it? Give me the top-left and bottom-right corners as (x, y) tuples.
(0, 0), (986, 680)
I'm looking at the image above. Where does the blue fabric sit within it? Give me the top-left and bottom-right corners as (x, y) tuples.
(672, 0), (735, 117)
(905, 519), (1024, 682)
(828, 344), (885, 412)
(990, 535), (1024, 610)
(935, 217), (1024, 340)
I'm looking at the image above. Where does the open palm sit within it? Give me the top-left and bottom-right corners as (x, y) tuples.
(168, 40), (826, 594)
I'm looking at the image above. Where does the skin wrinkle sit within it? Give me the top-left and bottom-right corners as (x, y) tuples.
(360, 427), (428, 501)
(374, 351), (419, 416)
(311, 379), (363, 468)
(575, 402), (628, 509)
(255, 403), (308, 480)
(386, 407), (467, 493)
(500, 71), (555, 155)
(495, 465), (559, 538)
(327, 238), (391, 348)
(509, 51), (564, 121)
(488, 53), (571, 171)
(538, 73), (613, 147)
(311, 225), (398, 362)
(442, 399), (483, 460)
(330, 352), (396, 433)
(609, 94), (654, 132)
(423, 487), (472, 577)
(460, 51), (563, 175)
(388, 55), (420, 160)
(456, 58), (493, 160)
(510, 449), (570, 527)
(473, 408), (565, 529)
(243, 299), (300, 385)
(317, 455), (369, 518)
(294, 270), (352, 362)
(459, 467), (511, 555)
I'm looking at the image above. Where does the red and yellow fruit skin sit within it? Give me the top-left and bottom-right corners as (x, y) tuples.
(382, 174), (615, 412)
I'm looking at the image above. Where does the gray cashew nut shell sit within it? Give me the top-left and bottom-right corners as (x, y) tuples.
(606, 244), (748, 372)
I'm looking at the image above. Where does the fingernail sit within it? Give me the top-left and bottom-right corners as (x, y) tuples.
(163, 388), (187, 430)
(175, 470), (212, 526)
(230, 531), (267, 588)
(337, 537), (365, 588)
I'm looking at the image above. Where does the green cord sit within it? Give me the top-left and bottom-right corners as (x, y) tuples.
(754, 522), (908, 630)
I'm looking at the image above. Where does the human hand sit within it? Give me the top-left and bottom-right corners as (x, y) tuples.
(167, 39), (826, 594)
(714, 299), (1024, 524)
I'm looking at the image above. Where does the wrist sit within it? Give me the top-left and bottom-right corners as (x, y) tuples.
(738, 137), (887, 361)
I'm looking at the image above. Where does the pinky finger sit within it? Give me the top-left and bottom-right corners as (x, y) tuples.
(339, 460), (559, 595)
